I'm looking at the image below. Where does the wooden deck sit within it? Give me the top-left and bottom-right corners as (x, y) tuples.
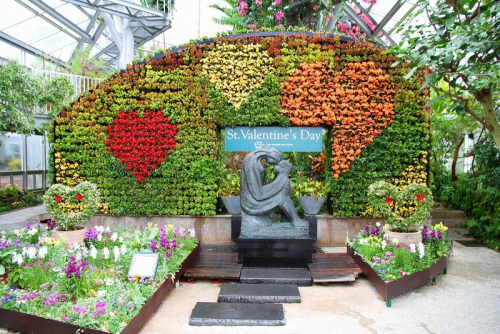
(182, 253), (242, 280)
(307, 253), (363, 283)
(182, 251), (362, 283)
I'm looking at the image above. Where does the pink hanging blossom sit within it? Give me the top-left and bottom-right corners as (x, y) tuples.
(256, 0), (262, 5)
(238, 7), (247, 15)
(274, 0), (281, 5)
(275, 11), (285, 21)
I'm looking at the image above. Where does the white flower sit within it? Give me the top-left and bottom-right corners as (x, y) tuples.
(76, 251), (82, 261)
(38, 246), (48, 259)
(90, 246), (97, 259)
(103, 247), (109, 259)
(97, 234), (102, 242)
(113, 246), (120, 262)
(14, 229), (20, 236)
(96, 226), (105, 232)
(188, 229), (195, 237)
(28, 229), (37, 236)
(381, 240), (387, 250)
(23, 246), (37, 260)
(12, 253), (23, 266)
(376, 222), (381, 227)
(52, 266), (62, 272)
(120, 244), (126, 255)
(97, 290), (106, 298)
(111, 233), (118, 242)
(409, 243), (416, 253)
(392, 238), (399, 245)
(418, 242), (425, 259)
(105, 226), (110, 232)
(105, 278), (114, 286)
(118, 236), (124, 242)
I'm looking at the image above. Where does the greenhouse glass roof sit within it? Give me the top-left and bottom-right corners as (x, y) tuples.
(0, 0), (419, 69)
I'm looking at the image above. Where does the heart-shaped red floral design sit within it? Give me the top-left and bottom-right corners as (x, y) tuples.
(281, 61), (395, 179)
(106, 110), (177, 183)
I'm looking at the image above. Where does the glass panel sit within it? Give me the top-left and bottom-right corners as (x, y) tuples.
(0, 176), (11, 189)
(46, 172), (51, 188)
(0, 133), (23, 171)
(13, 175), (22, 189)
(36, 173), (43, 189)
(27, 135), (44, 171)
(27, 174), (34, 190)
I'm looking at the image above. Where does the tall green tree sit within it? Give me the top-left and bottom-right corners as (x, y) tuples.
(389, 0), (500, 152)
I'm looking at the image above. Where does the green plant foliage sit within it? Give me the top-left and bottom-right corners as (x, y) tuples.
(50, 32), (429, 218)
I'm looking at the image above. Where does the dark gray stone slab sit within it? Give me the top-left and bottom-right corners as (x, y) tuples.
(237, 237), (313, 266)
(218, 283), (301, 303)
(240, 268), (312, 286)
(189, 302), (285, 326)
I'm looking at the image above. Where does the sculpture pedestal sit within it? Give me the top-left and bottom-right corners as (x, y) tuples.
(237, 237), (313, 266)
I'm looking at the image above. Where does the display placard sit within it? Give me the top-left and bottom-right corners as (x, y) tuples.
(127, 252), (159, 279)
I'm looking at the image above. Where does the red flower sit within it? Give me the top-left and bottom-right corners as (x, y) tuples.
(417, 194), (425, 202)
(76, 193), (83, 201)
(55, 195), (62, 202)
(386, 197), (393, 204)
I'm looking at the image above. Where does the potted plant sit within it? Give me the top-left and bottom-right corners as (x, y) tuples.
(292, 175), (329, 215)
(367, 181), (433, 245)
(217, 170), (241, 215)
(43, 181), (100, 248)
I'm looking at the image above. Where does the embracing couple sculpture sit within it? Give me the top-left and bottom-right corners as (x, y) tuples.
(239, 146), (309, 238)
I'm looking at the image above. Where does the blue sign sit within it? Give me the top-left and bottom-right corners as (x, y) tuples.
(225, 127), (323, 152)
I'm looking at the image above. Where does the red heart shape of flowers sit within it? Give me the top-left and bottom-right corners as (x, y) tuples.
(106, 110), (177, 183)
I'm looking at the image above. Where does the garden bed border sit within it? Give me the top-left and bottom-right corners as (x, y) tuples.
(0, 245), (200, 334)
(347, 245), (448, 307)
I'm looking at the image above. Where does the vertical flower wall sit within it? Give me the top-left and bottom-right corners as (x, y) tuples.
(49, 32), (429, 217)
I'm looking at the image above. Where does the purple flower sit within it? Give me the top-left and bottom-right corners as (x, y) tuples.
(371, 226), (380, 236)
(151, 240), (157, 253)
(160, 226), (168, 248)
(165, 251), (172, 258)
(385, 251), (392, 257)
(437, 230), (443, 242)
(36, 221), (41, 229)
(26, 222), (31, 230)
(47, 220), (56, 230)
(64, 256), (86, 279)
(84, 228), (100, 241)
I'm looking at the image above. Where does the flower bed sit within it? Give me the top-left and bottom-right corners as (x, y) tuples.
(0, 222), (198, 333)
(347, 223), (451, 307)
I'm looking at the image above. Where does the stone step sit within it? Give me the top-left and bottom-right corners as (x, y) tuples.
(189, 302), (285, 326)
(431, 208), (467, 219)
(431, 217), (469, 227)
(218, 283), (301, 303)
(239, 268), (312, 286)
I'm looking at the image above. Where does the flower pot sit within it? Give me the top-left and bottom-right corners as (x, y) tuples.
(0, 270), (9, 284)
(51, 225), (87, 249)
(385, 228), (422, 246)
(299, 196), (326, 215)
(221, 196), (241, 215)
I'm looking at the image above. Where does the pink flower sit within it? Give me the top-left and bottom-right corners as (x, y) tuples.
(275, 11), (285, 21)
(238, 7), (247, 15)
(274, 0), (281, 5)
(248, 24), (257, 29)
(256, 0), (262, 5)
(240, 1), (248, 9)
(313, 4), (318, 9)
(279, 24), (283, 29)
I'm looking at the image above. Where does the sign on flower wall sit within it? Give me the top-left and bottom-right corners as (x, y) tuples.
(225, 126), (323, 152)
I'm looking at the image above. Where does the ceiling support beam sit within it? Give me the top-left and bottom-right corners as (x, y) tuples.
(0, 31), (66, 68)
(373, 0), (406, 36)
(27, 0), (93, 42)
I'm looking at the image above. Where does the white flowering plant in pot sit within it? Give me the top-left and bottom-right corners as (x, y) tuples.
(367, 181), (433, 233)
(43, 181), (100, 231)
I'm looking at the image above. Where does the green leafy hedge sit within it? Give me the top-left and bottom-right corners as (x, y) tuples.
(49, 32), (429, 217)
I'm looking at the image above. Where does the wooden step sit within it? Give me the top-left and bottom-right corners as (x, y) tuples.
(189, 302), (285, 326)
(308, 253), (362, 283)
(218, 283), (301, 303)
(239, 268), (312, 286)
(183, 253), (242, 280)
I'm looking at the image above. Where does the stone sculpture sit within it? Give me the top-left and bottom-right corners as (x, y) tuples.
(240, 146), (308, 238)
